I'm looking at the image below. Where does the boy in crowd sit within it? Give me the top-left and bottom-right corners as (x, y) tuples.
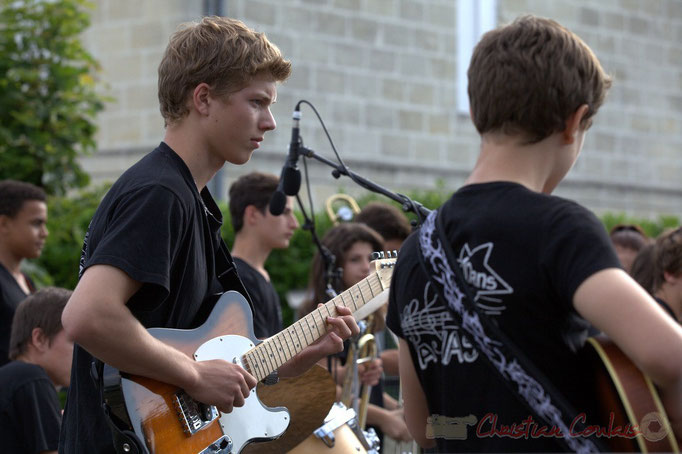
(387, 15), (682, 452)
(0, 180), (48, 366)
(651, 227), (682, 321)
(355, 201), (412, 254)
(0, 287), (73, 454)
(228, 171), (298, 338)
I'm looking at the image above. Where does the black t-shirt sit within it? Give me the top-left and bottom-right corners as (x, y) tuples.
(0, 361), (61, 454)
(233, 258), (283, 338)
(387, 182), (620, 453)
(654, 297), (676, 320)
(59, 143), (240, 453)
(0, 264), (33, 367)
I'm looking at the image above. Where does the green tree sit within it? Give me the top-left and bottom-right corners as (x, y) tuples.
(0, 0), (105, 195)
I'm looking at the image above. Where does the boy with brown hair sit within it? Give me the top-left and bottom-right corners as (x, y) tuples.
(0, 180), (48, 367)
(228, 171), (298, 338)
(59, 17), (358, 453)
(0, 287), (73, 454)
(387, 15), (682, 452)
(651, 227), (682, 321)
(355, 201), (412, 253)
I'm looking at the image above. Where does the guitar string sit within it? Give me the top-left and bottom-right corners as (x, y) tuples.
(243, 269), (390, 380)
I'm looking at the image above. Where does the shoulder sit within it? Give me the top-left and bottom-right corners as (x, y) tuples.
(104, 146), (197, 211)
(234, 258), (260, 281)
(0, 361), (48, 380)
(0, 362), (52, 395)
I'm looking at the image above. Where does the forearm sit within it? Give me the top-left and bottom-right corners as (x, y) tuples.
(66, 296), (198, 389)
(383, 392), (399, 410)
(62, 265), (199, 390)
(365, 403), (389, 427)
(381, 348), (399, 376)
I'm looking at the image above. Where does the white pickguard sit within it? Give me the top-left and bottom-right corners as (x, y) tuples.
(194, 334), (289, 453)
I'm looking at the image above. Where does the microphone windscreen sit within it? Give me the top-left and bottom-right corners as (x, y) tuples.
(282, 166), (301, 196)
(269, 190), (287, 216)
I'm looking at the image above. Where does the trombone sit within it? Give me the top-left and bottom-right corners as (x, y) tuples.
(340, 316), (378, 430)
(325, 193), (360, 225)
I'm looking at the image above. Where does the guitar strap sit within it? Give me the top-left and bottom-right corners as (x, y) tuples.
(215, 238), (255, 314)
(92, 362), (146, 454)
(416, 209), (602, 453)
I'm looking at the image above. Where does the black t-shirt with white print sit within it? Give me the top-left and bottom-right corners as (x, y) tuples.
(59, 143), (236, 453)
(386, 182), (620, 453)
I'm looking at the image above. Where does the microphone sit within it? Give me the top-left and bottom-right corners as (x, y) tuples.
(268, 185), (287, 216)
(282, 108), (302, 196)
(269, 106), (302, 215)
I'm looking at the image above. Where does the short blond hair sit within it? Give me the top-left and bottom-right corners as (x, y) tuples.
(158, 16), (291, 126)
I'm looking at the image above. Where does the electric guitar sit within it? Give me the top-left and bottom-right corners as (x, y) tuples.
(103, 255), (396, 454)
(584, 336), (679, 453)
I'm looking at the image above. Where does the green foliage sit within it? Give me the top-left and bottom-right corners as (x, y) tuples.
(267, 211), (335, 326)
(31, 184), (109, 290)
(600, 212), (680, 238)
(0, 0), (106, 195)
(29, 183), (679, 328)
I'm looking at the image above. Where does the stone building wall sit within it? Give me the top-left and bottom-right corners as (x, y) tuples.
(80, 0), (682, 217)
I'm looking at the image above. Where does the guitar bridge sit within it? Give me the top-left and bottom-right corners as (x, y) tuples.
(173, 390), (219, 435)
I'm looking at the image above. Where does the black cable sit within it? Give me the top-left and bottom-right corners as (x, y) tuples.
(295, 99), (431, 225)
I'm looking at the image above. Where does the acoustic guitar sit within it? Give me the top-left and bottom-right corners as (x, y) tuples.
(584, 336), (679, 452)
(102, 255), (395, 454)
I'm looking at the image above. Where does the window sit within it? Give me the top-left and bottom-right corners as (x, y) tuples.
(456, 0), (497, 114)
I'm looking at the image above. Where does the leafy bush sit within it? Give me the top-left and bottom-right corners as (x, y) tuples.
(600, 212), (679, 238)
(0, 0), (106, 195)
(31, 185), (109, 290)
(27, 184), (679, 327)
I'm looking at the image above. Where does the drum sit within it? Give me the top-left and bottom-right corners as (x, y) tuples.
(288, 403), (368, 453)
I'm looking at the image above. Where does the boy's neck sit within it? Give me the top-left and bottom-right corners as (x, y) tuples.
(465, 132), (574, 194)
(655, 286), (682, 322)
(163, 120), (223, 191)
(0, 247), (25, 281)
(232, 233), (272, 281)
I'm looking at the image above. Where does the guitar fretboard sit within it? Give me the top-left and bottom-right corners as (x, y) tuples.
(242, 270), (386, 382)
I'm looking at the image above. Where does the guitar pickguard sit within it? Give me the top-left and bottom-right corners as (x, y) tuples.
(194, 334), (290, 452)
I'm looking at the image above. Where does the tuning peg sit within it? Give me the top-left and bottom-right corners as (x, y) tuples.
(371, 252), (382, 260)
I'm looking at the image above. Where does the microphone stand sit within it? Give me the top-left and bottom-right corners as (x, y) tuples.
(294, 194), (342, 300)
(297, 146), (432, 226)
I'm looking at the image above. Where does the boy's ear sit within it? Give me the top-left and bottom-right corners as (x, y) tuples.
(192, 83), (212, 116)
(243, 205), (262, 226)
(31, 327), (49, 352)
(663, 271), (680, 285)
(562, 104), (590, 144)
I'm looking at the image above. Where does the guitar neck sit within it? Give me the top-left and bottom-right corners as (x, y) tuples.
(242, 271), (386, 382)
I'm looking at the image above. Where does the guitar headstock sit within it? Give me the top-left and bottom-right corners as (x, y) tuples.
(370, 251), (397, 289)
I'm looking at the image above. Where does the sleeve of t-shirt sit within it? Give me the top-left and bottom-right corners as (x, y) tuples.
(12, 378), (61, 452)
(84, 185), (187, 300)
(540, 201), (621, 310)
